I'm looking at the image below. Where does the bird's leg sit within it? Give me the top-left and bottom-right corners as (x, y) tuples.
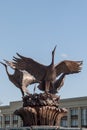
(50, 82), (55, 94)
(33, 84), (36, 94)
(25, 88), (30, 96)
(20, 89), (24, 97)
(26, 91), (30, 96)
(22, 86), (30, 97)
(45, 81), (50, 94)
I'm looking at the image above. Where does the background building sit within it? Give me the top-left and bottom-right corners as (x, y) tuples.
(60, 96), (87, 128)
(0, 96), (87, 128)
(0, 101), (23, 128)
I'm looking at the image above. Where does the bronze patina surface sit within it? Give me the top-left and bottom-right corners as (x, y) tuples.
(0, 46), (82, 127)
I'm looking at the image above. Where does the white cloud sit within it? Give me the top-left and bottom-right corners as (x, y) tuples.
(61, 53), (68, 58)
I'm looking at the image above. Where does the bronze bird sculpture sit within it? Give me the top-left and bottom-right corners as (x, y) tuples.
(0, 61), (40, 97)
(11, 46), (82, 93)
(38, 73), (66, 94)
(12, 46), (57, 92)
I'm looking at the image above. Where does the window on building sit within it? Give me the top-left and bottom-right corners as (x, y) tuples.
(71, 108), (78, 116)
(5, 115), (10, 124)
(4, 115), (10, 127)
(61, 116), (67, 127)
(20, 118), (23, 127)
(71, 119), (78, 127)
(5, 124), (10, 128)
(0, 116), (2, 121)
(5, 115), (10, 121)
(13, 115), (18, 121)
(13, 115), (18, 127)
(81, 108), (87, 127)
(0, 116), (2, 128)
(71, 108), (78, 127)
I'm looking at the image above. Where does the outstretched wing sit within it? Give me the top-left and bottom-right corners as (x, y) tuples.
(54, 73), (66, 91)
(10, 69), (23, 88)
(12, 53), (47, 81)
(55, 60), (83, 76)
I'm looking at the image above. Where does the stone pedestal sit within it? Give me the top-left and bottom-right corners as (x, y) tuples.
(14, 93), (67, 127)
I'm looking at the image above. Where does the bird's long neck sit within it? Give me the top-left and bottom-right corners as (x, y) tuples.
(0, 62), (11, 78)
(4, 65), (10, 76)
(52, 52), (54, 65)
(51, 45), (57, 65)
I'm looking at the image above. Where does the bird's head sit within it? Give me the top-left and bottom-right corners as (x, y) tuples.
(52, 45), (57, 56)
(0, 62), (7, 68)
(4, 59), (16, 69)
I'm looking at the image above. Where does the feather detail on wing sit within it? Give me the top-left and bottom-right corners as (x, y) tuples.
(55, 60), (83, 76)
(12, 53), (47, 81)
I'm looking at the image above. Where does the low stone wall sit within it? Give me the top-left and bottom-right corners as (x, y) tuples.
(0, 126), (82, 130)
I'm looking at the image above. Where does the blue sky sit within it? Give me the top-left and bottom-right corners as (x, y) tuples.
(0, 0), (87, 105)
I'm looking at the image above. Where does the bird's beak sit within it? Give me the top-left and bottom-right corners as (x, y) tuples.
(54, 45), (57, 51)
(0, 61), (6, 66)
(52, 45), (57, 54)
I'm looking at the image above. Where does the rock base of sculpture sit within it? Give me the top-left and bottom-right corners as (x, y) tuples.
(14, 93), (67, 127)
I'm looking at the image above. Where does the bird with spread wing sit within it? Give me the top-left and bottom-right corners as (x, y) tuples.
(10, 46), (82, 93)
(0, 61), (40, 97)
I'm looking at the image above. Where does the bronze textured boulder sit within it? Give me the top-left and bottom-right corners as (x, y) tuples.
(22, 93), (60, 107)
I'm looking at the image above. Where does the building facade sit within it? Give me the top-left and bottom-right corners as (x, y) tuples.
(0, 96), (87, 128)
(0, 101), (23, 128)
(60, 96), (87, 128)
